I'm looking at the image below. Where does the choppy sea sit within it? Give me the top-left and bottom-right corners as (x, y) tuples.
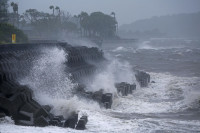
(0, 38), (200, 133)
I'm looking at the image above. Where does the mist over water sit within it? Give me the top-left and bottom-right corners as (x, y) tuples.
(105, 38), (200, 77)
(17, 44), (136, 120)
(12, 38), (200, 132)
(62, 36), (96, 48)
(87, 57), (135, 93)
(101, 38), (200, 132)
(20, 47), (75, 100)
(1, 0), (200, 132)
(19, 46), (85, 118)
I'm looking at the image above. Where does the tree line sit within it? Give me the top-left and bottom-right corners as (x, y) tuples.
(0, 0), (118, 41)
(77, 11), (117, 38)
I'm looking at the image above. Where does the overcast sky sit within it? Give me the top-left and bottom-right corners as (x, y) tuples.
(11, 0), (200, 25)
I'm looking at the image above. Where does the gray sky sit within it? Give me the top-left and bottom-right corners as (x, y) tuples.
(11, 0), (200, 25)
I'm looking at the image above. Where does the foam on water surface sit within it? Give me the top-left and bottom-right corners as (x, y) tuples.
(112, 72), (200, 114)
(1, 39), (200, 132)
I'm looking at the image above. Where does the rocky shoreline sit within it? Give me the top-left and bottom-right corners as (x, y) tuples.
(0, 42), (150, 130)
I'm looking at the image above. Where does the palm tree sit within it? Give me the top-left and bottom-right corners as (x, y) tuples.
(55, 6), (61, 24)
(0, 0), (9, 22)
(78, 12), (89, 37)
(111, 12), (118, 35)
(111, 12), (115, 19)
(10, 2), (19, 27)
(11, 2), (18, 14)
(49, 5), (54, 15)
(11, 2), (14, 11)
(55, 6), (60, 15)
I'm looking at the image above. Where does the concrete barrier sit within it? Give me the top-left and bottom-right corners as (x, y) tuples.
(115, 82), (136, 96)
(0, 42), (107, 130)
(75, 85), (113, 109)
(135, 70), (150, 87)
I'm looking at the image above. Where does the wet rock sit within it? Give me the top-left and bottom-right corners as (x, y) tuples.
(115, 82), (136, 96)
(0, 42), (106, 130)
(135, 70), (150, 87)
(64, 113), (78, 129)
(34, 116), (49, 127)
(80, 116), (88, 123)
(49, 115), (65, 127)
(0, 80), (86, 129)
(0, 112), (6, 118)
(76, 116), (88, 130)
(102, 93), (113, 109)
(53, 115), (64, 122)
(49, 120), (59, 126)
(42, 105), (52, 112)
(92, 89), (104, 103)
(0, 81), (50, 126)
(75, 85), (113, 109)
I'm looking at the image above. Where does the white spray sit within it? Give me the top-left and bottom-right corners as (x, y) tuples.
(87, 54), (136, 93)
(20, 47), (75, 100)
(19, 45), (137, 118)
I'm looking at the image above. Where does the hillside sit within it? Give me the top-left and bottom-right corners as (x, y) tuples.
(119, 12), (200, 39)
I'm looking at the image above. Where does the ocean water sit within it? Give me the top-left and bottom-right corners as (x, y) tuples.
(0, 38), (200, 133)
(100, 38), (200, 132)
